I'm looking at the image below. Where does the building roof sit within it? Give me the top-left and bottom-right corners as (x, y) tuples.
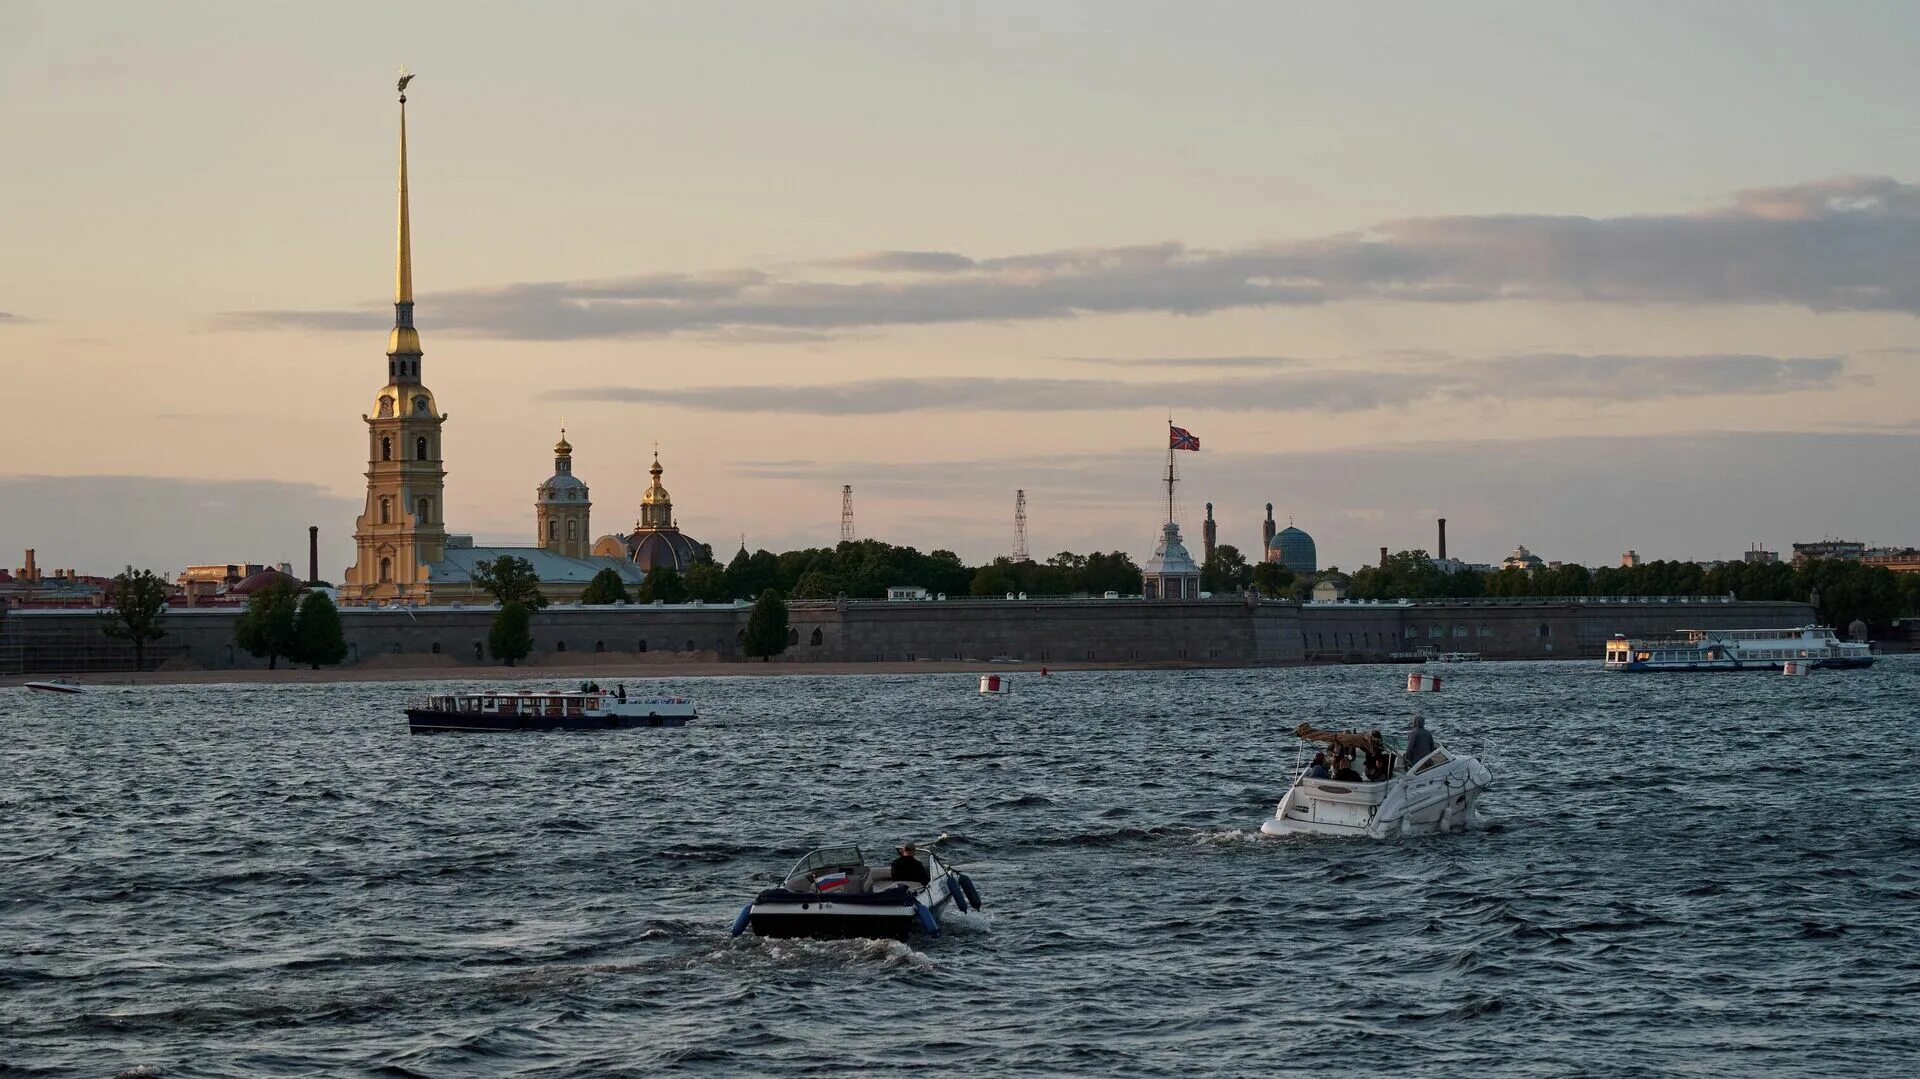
(623, 530), (706, 574)
(1141, 521), (1201, 576)
(231, 567), (304, 594)
(427, 546), (646, 586)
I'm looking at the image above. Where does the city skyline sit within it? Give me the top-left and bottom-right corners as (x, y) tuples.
(5, 4), (1920, 577)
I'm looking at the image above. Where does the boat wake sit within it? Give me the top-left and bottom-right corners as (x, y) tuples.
(720, 935), (935, 973)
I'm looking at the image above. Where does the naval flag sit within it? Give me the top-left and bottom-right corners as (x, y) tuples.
(1169, 425), (1201, 451)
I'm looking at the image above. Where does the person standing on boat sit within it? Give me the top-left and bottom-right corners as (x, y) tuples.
(1405, 716), (1436, 769)
(890, 843), (930, 886)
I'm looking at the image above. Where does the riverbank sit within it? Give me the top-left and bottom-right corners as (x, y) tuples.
(0, 658), (1207, 688)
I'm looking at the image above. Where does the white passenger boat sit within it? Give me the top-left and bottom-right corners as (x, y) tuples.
(405, 686), (696, 734)
(1435, 651), (1481, 663)
(1260, 724), (1492, 839)
(1602, 626), (1872, 673)
(731, 842), (981, 941)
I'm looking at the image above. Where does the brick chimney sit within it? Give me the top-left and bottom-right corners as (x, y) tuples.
(22, 548), (37, 582)
(1437, 518), (1448, 562)
(309, 526), (320, 584)
(1379, 546), (1389, 567)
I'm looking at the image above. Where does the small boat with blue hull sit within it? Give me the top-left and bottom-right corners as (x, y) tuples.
(405, 687), (696, 734)
(732, 843), (981, 942)
(1603, 626), (1872, 673)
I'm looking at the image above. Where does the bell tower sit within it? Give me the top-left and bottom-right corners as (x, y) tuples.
(536, 429), (592, 558)
(343, 73), (449, 605)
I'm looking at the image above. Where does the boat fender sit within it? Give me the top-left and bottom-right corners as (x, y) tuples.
(913, 900), (940, 937)
(958, 873), (982, 911)
(949, 876), (969, 913)
(729, 902), (753, 938)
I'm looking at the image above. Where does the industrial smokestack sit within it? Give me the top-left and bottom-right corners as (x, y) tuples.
(309, 526), (319, 584)
(1437, 518), (1447, 561)
(1380, 546), (1389, 567)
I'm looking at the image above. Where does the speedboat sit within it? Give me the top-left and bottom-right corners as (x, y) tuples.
(1260, 724), (1491, 839)
(25, 680), (84, 694)
(405, 687), (696, 734)
(731, 843), (982, 941)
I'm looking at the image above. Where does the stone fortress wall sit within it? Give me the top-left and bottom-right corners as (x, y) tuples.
(2, 597), (1817, 674)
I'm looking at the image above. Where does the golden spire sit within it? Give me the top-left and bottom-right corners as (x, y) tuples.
(387, 70), (422, 360)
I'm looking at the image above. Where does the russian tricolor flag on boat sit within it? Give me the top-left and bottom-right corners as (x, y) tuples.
(815, 872), (851, 892)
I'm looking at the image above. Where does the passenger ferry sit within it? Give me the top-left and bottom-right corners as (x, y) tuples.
(1602, 626), (1872, 673)
(405, 687), (697, 734)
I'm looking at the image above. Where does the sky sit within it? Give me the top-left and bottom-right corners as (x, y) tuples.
(4, 2), (1920, 578)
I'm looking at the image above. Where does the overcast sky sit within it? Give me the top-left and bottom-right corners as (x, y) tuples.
(4, 2), (1918, 577)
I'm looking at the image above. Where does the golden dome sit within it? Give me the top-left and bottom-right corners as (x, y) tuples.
(554, 429), (572, 456)
(387, 325), (421, 355)
(373, 384), (437, 419)
(639, 451), (669, 505)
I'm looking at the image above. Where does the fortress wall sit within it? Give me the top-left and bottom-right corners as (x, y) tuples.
(1308, 599), (1817, 660)
(2, 598), (1817, 674)
(790, 598), (1303, 666)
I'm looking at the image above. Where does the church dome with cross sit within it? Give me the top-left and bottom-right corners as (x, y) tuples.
(591, 449), (710, 573)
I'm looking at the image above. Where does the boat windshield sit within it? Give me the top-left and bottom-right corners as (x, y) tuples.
(788, 846), (865, 878)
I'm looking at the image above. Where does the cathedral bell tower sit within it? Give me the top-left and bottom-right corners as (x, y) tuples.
(343, 74), (449, 605)
(536, 429), (592, 558)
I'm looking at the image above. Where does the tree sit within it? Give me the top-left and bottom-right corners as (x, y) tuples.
(1250, 561), (1294, 597)
(489, 601), (533, 666)
(579, 567), (629, 605)
(1201, 543), (1252, 593)
(471, 555), (549, 609)
(234, 579), (301, 670)
(291, 591), (348, 669)
(744, 589), (790, 661)
(636, 565), (688, 603)
(684, 562), (730, 603)
(790, 568), (843, 599)
(100, 569), (170, 671)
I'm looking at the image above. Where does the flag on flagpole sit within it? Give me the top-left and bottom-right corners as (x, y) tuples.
(1169, 425), (1200, 451)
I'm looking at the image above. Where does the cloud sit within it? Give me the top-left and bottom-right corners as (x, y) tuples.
(549, 353), (1844, 415)
(1057, 355), (1304, 370)
(0, 312), (25, 324)
(826, 250), (977, 273)
(226, 175), (1920, 340)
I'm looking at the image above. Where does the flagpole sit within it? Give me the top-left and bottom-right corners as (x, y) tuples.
(1166, 420), (1176, 525)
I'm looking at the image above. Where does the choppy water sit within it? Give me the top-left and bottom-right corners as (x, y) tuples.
(3, 660), (1917, 1077)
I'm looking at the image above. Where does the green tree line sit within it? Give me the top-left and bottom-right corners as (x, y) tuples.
(1346, 550), (1920, 633)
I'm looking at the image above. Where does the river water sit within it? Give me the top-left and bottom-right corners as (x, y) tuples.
(3, 660), (1916, 1077)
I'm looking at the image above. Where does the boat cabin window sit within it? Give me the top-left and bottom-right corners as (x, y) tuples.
(1413, 749), (1451, 774)
(790, 846), (866, 878)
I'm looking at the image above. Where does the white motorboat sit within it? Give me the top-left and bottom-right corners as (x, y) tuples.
(1260, 726), (1492, 839)
(731, 842), (981, 941)
(24, 680), (84, 694)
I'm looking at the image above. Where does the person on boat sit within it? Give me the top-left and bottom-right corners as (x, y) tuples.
(615, 683), (627, 701)
(1364, 748), (1393, 783)
(1405, 716), (1436, 768)
(1304, 753), (1332, 780)
(1332, 754), (1363, 782)
(890, 843), (930, 886)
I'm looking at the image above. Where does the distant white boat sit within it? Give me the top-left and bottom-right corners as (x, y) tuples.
(25, 680), (84, 694)
(1604, 626), (1872, 673)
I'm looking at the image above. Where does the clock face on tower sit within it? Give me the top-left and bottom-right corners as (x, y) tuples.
(413, 394), (431, 415)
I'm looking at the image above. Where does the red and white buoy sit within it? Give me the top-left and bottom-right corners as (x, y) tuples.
(979, 674), (1011, 695)
(1407, 671), (1442, 693)
(1782, 660), (1813, 677)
